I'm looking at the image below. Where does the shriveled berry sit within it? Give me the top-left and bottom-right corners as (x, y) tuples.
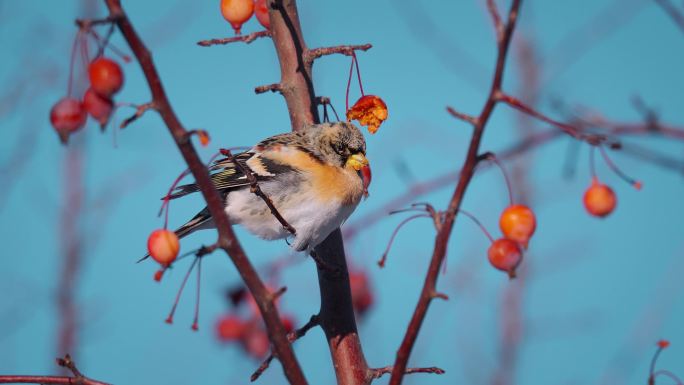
(147, 229), (180, 266)
(89, 57), (124, 97)
(499, 204), (536, 248)
(583, 180), (616, 218)
(488, 238), (523, 278)
(254, 0), (270, 29)
(83, 88), (113, 128)
(220, 0), (255, 34)
(50, 97), (87, 144)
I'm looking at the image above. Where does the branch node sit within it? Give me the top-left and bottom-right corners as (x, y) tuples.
(255, 83), (283, 94)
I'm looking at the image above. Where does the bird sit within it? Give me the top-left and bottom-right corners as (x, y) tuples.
(142, 121), (371, 260)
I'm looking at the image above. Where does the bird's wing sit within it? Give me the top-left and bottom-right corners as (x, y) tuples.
(166, 148), (298, 199)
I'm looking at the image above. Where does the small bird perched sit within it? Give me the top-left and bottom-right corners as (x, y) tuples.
(145, 122), (370, 257)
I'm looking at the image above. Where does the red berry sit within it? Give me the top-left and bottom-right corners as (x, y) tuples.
(215, 314), (246, 342)
(499, 204), (536, 248)
(88, 57), (124, 97)
(83, 88), (113, 128)
(349, 270), (374, 316)
(488, 238), (523, 278)
(147, 229), (180, 266)
(583, 179), (616, 218)
(361, 164), (371, 197)
(658, 339), (670, 349)
(50, 97), (87, 143)
(220, 0), (255, 34)
(254, 0), (270, 29)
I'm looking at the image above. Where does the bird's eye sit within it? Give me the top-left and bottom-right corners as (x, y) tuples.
(331, 142), (345, 155)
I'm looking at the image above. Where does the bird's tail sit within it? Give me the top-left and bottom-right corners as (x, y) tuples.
(137, 207), (214, 263)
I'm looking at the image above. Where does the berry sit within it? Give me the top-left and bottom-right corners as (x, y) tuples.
(349, 270), (374, 316)
(361, 164), (371, 197)
(499, 204), (536, 248)
(583, 179), (616, 218)
(215, 314), (246, 342)
(50, 97), (87, 143)
(254, 0), (270, 29)
(346, 95), (388, 134)
(658, 339), (671, 349)
(147, 229), (180, 266)
(88, 57), (124, 97)
(220, 0), (255, 34)
(83, 88), (113, 128)
(488, 238), (523, 278)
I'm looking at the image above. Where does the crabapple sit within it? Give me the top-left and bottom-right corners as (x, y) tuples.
(583, 180), (616, 218)
(83, 88), (113, 127)
(488, 238), (523, 278)
(88, 57), (124, 97)
(220, 0), (254, 34)
(50, 97), (87, 143)
(499, 204), (536, 248)
(254, 0), (270, 29)
(147, 229), (180, 266)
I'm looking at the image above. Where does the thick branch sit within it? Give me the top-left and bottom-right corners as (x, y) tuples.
(197, 30), (271, 47)
(267, 0), (370, 384)
(0, 355), (110, 385)
(100, 1), (306, 384)
(388, 1), (522, 383)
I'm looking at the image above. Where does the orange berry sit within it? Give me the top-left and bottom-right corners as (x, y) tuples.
(254, 0), (270, 29)
(583, 180), (616, 218)
(488, 238), (523, 278)
(220, 0), (255, 34)
(499, 204), (536, 248)
(88, 57), (124, 97)
(50, 97), (87, 143)
(147, 229), (180, 266)
(215, 314), (246, 342)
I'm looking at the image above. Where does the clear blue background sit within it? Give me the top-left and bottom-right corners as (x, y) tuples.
(1, 0), (683, 384)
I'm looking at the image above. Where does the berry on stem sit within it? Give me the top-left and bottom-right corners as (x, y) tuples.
(88, 57), (124, 97)
(83, 88), (113, 128)
(499, 204), (536, 248)
(487, 238), (523, 278)
(50, 97), (87, 144)
(583, 178), (617, 218)
(147, 229), (180, 266)
(254, 0), (270, 29)
(220, 0), (255, 35)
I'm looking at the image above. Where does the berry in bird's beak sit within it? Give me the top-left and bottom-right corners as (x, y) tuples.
(361, 164), (371, 198)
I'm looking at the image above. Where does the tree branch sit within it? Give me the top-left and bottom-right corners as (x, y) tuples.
(368, 366), (445, 380)
(388, 1), (523, 383)
(266, 0), (371, 384)
(0, 355), (110, 385)
(99, 1), (306, 384)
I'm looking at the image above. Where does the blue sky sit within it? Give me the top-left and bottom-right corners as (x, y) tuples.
(1, 1), (684, 384)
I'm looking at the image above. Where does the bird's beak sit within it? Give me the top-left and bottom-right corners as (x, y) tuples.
(346, 153), (369, 171)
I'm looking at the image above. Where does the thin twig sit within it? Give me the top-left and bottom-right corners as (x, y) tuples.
(304, 44), (372, 64)
(369, 366), (445, 380)
(0, 355), (111, 385)
(197, 30), (271, 47)
(255, 83), (282, 94)
(251, 315), (320, 382)
(220, 149), (296, 235)
(119, 101), (156, 129)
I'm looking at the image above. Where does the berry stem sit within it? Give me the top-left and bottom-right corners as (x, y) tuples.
(378, 214), (430, 267)
(345, 55), (354, 112)
(590, 145), (598, 181)
(598, 145), (642, 189)
(165, 257), (198, 325)
(67, 30), (83, 97)
(191, 257), (202, 331)
(488, 153), (514, 205)
(457, 209), (495, 243)
(352, 51), (365, 97)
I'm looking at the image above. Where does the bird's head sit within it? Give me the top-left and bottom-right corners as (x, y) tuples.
(306, 122), (368, 170)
